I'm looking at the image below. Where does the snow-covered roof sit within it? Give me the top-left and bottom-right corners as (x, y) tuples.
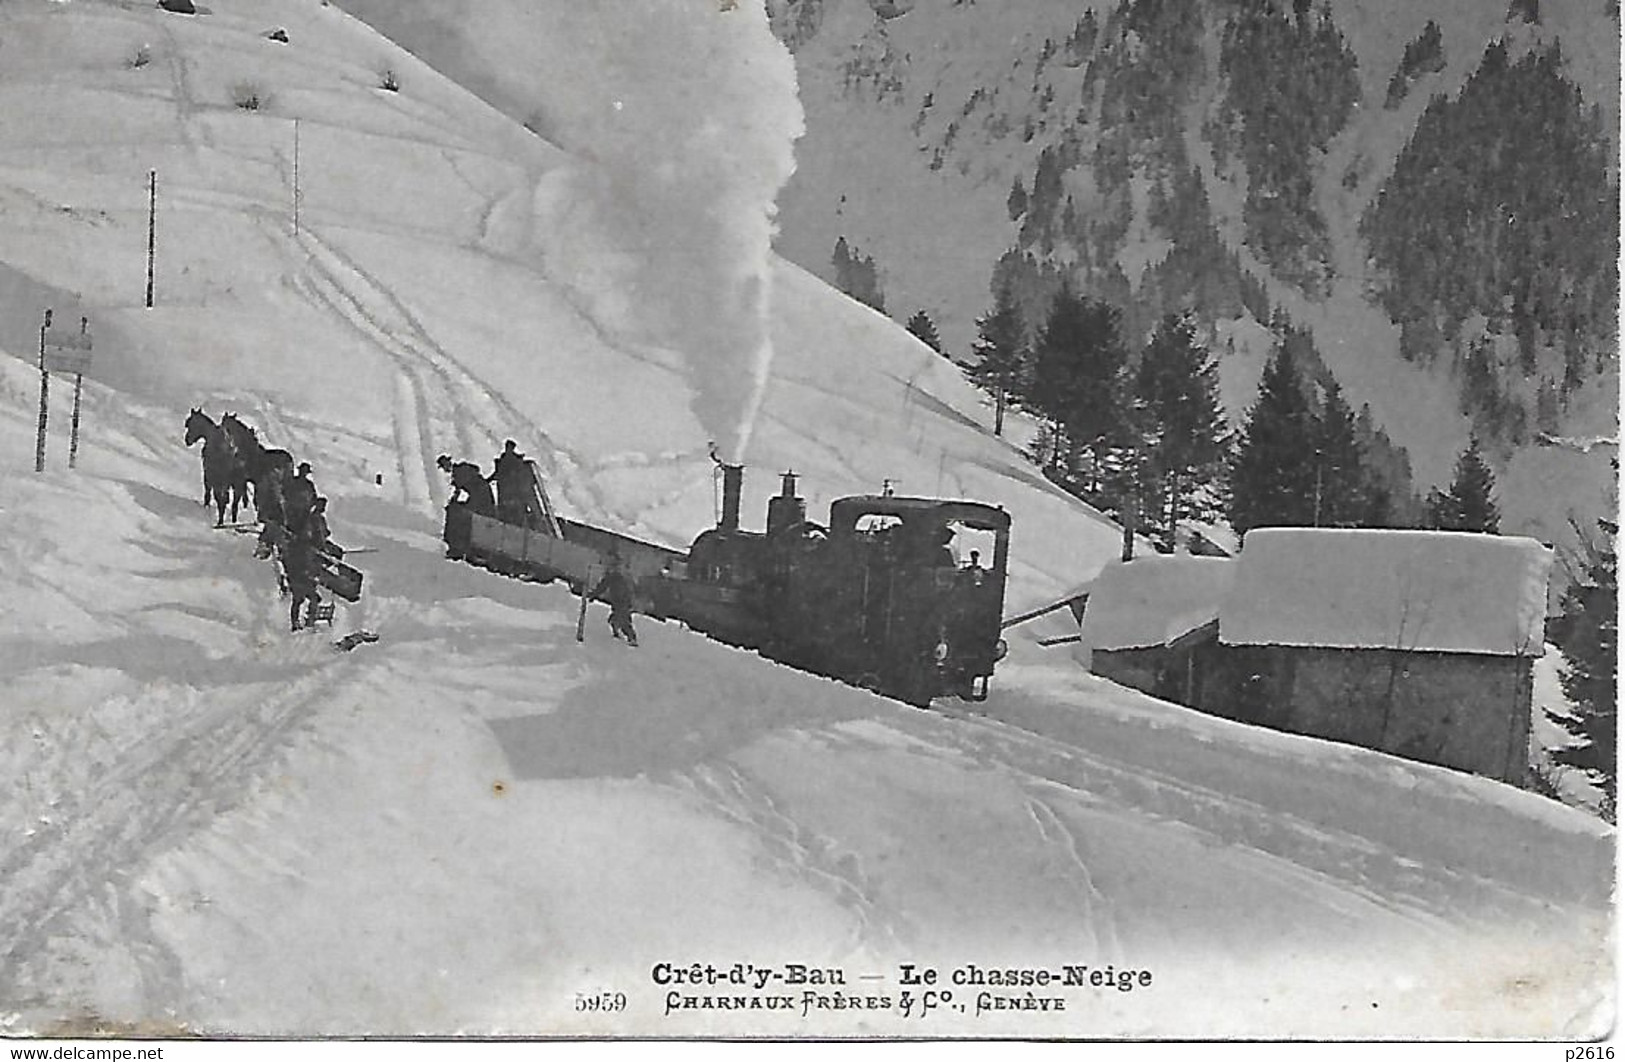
(1219, 529), (1553, 657)
(1081, 555), (1237, 651)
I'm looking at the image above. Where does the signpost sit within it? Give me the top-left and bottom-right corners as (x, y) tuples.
(34, 312), (95, 471)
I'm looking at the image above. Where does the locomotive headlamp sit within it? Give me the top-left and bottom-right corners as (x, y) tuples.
(934, 639), (951, 664)
(993, 639), (1008, 662)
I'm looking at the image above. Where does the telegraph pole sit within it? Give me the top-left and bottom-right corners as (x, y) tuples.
(994, 366), (1006, 437)
(34, 309), (51, 472)
(292, 118), (301, 235)
(145, 170), (156, 309)
(68, 316), (88, 469)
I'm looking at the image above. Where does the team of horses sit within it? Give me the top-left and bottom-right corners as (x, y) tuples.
(183, 408), (295, 526)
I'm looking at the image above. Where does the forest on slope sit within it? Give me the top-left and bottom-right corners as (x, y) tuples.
(769, 0), (1619, 555)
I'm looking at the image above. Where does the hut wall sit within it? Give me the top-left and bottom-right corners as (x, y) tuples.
(1095, 640), (1534, 786)
(1280, 647), (1532, 784)
(1191, 644), (1293, 729)
(1090, 647), (1167, 699)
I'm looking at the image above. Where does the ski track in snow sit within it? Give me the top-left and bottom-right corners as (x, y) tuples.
(279, 221), (616, 525)
(0, 618), (379, 1018)
(157, 14), (204, 154)
(677, 761), (910, 957)
(1020, 791), (1121, 960)
(895, 706), (1474, 937)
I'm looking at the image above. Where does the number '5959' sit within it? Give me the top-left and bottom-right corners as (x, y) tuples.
(576, 991), (628, 1013)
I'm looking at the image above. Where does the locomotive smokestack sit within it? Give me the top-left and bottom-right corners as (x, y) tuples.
(720, 463), (744, 532)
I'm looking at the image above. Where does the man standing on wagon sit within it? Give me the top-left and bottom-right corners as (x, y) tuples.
(438, 453), (496, 516)
(490, 440), (541, 528)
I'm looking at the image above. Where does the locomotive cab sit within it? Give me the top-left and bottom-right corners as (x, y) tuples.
(820, 496), (1011, 704)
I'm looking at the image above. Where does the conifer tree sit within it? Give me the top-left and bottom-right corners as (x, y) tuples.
(1007, 177), (1028, 221)
(906, 310), (944, 355)
(1312, 380), (1368, 527)
(1427, 437), (1501, 532)
(1549, 518), (1617, 820)
(831, 237), (886, 313)
(965, 286), (1027, 437)
(1227, 343), (1319, 538)
(1030, 286), (1127, 486)
(1133, 314), (1230, 549)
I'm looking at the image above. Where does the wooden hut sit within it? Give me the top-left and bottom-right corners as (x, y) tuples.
(1081, 555), (1236, 705)
(1213, 529), (1553, 784)
(1079, 530), (1553, 786)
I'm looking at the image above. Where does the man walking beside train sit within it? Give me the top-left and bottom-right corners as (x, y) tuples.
(592, 550), (639, 647)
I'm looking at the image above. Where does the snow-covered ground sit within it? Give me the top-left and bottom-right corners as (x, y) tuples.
(0, 0), (1611, 1041)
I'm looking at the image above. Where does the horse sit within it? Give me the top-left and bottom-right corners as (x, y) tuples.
(225, 415), (295, 528)
(184, 408), (212, 505)
(183, 408), (249, 526)
(219, 413), (261, 506)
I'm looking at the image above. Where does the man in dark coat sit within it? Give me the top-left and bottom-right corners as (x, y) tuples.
(282, 530), (323, 631)
(284, 461), (318, 534)
(256, 465), (288, 530)
(592, 551), (638, 646)
(256, 520), (290, 595)
(490, 440), (539, 527)
(303, 496), (343, 559)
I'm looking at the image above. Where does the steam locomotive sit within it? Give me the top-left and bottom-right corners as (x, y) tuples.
(442, 461), (1011, 707)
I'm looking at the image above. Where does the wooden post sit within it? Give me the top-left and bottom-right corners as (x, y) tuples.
(1121, 451), (1136, 563)
(145, 170), (156, 309)
(68, 317), (87, 469)
(34, 309), (51, 473)
(994, 374), (1005, 437)
(292, 118), (300, 236)
(575, 580), (590, 643)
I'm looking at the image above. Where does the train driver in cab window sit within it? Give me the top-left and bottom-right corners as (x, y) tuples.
(922, 523), (957, 568)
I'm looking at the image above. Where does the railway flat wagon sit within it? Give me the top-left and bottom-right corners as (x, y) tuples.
(453, 508), (600, 586)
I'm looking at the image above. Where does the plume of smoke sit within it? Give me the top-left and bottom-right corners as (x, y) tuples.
(332, 0), (804, 463)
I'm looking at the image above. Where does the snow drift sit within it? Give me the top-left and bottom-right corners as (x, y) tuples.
(1221, 528), (1554, 655)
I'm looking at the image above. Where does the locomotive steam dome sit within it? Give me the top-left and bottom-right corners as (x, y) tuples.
(767, 471), (806, 536)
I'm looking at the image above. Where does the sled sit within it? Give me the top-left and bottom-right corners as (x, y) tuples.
(333, 630), (380, 652)
(316, 555), (364, 602)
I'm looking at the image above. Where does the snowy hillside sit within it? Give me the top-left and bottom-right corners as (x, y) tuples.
(764, 0), (1619, 554)
(0, 0), (1611, 1040)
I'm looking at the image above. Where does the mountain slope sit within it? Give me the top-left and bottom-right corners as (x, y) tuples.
(767, 0), (1619, 551)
